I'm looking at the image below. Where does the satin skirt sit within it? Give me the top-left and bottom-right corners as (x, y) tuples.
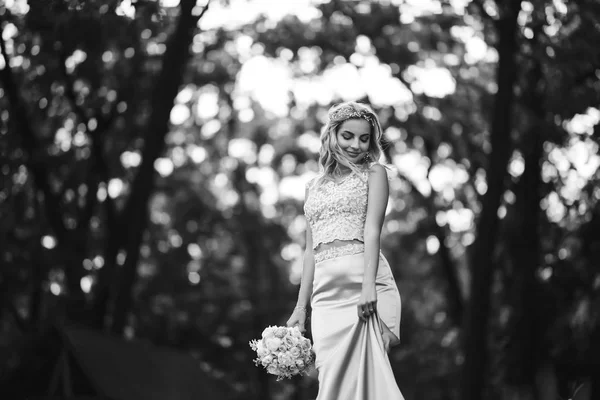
(310, 251), (404, 400)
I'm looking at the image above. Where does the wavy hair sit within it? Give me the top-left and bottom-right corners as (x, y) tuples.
(315, 101), (384, 187)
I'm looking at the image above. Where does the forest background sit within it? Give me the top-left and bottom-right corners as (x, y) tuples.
(0, 0), (599, 399)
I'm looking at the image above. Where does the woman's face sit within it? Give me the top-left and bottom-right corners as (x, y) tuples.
(336, 118), (371, 163)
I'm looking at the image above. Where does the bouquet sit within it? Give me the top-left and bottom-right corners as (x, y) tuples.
(249, 325), (315, 380)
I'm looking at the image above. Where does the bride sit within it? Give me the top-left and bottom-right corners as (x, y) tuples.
(287, 101), (405, 399)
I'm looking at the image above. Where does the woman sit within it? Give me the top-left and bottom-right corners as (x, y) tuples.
(286, 101), (404, 399)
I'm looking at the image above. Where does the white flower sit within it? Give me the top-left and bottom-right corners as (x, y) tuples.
(278, 352), (294, 367)
(274, 327), (287, 338)
(262, 326), (276, 339)
(301, 339), (311, 351)
(265, 337), (282, 352)
(289, 347), (301, 358)
(261, 355), (274, 367)
(295, 359), (305, 369)
(267, 364), (278, 375)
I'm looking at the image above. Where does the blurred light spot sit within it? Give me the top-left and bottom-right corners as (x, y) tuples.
(195, 89), (219, 119)
(508, 151), (525, 178)
(446, 208), (474, 232)
(426, 235), (440, 255)
(97, 184), (107, 202)
(543, 191), (566, 223)
(461, 232), (475, 246)
(80, 276), (93, 293)
(93, 255), (104, 269)
(279, 176), (310, 201)
(50, 282), (62, 296)
(64, 49), (87, 73)
(160, 0), (180, 7)
(170, 104), (190, 125)
(258, 144), (275, 165)
(117, 251), (127, 265)
(281, 243), (302, 261)
(475, 169), (487, 195)
(297, 131), (321, 154)
(201, 119), (221, 139)
(176, 86), (194, 103)
(539, 267), (553, 281)
(187, 243), (203, 259)
(187, 260), (201, 274)
(102, 51), (114, 63)
(54, 128), (72, 152)
(171, 147), (186, 167)
(503, 190), (516, 204)
(497, 205), (507, 219)
(188, 271), (201, 285)
(228, 138), (257, 164)
(406, 65), (456, 98)
(558, 247), (569, 260)
(120, 151), (142, 168)
(42, 235), (56, 249)
(108, 178), (124, 198)
(155, 158), (174, 177)
(238, 108), (255, 122)
(188, 145), (207, 163)
(169, 233), (183, 248)
(72, 131), (87, 147)
(83, 259), (94, 270)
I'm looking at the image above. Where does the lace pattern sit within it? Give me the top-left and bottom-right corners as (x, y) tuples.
(304, 171), (369, 250)
(314, 243), (365, 264)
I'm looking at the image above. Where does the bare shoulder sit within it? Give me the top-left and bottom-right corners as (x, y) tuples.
(367, 163), (387, 181)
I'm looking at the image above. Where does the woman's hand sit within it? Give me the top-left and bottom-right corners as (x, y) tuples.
(286, 307), (308, 333)
(357, 284), (377, 321)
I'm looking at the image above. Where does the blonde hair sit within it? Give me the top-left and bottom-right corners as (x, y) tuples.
(315, 101), (384, 186)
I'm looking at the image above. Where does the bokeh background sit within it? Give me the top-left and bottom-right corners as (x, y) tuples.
(1, 0), (599, 399)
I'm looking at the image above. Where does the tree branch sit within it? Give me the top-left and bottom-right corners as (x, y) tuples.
(109, 0), (211, 335)
(0, 20), (69, 245)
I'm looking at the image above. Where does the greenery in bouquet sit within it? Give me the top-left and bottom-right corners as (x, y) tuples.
(249, 326), (315, 380)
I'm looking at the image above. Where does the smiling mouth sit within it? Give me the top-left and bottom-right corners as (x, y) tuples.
(346, 151), (361, 157)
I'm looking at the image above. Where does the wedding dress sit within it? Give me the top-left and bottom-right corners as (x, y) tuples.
(304, 168), (405, 400)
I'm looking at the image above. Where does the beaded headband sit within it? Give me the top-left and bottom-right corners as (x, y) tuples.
(329, 106), (374, 125)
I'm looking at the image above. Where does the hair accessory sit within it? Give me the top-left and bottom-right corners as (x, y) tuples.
(329, 106), (374, 124)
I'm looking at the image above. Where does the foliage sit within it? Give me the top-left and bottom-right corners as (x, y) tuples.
(0, 0), (599, 399)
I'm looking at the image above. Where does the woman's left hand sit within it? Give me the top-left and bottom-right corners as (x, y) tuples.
(357, 284), (377, 321)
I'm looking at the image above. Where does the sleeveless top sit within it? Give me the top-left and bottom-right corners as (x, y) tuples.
(304, 168), (370, 263)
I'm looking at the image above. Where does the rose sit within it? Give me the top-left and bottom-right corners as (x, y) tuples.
(265, 337), (282, 352)
(301, 339), (311, 351)
(283, 335), (296, 348)
(261, 355), (274, 367)
(262, 326), (276, 339)
(274, 327), (287, 338)
(278, 353), (294, 367)
(267, 364), (278, 375)
(290, 327), (302, 338)
(295, 359), (305, 369)
(289, 347), (301, 358)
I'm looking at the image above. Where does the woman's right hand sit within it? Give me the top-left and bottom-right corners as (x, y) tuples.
(286, 307), (307, 333)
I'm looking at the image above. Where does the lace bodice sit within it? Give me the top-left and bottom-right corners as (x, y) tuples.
(304, 170), (369, 250)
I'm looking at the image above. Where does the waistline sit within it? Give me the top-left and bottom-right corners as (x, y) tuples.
(314, 243), (365, 264)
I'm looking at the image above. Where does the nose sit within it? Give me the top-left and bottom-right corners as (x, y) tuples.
(349, 138), (360, 150)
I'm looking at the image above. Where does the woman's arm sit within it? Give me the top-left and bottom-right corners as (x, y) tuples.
(287, 186), (315, 332)
(296, 185), (316, 309)
(358, 163), (389, 321)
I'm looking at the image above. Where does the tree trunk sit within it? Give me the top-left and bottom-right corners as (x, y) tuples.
(505, 125), (543, 392)
(109, 0), (208, 335)
(460, 2), (522, 400)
